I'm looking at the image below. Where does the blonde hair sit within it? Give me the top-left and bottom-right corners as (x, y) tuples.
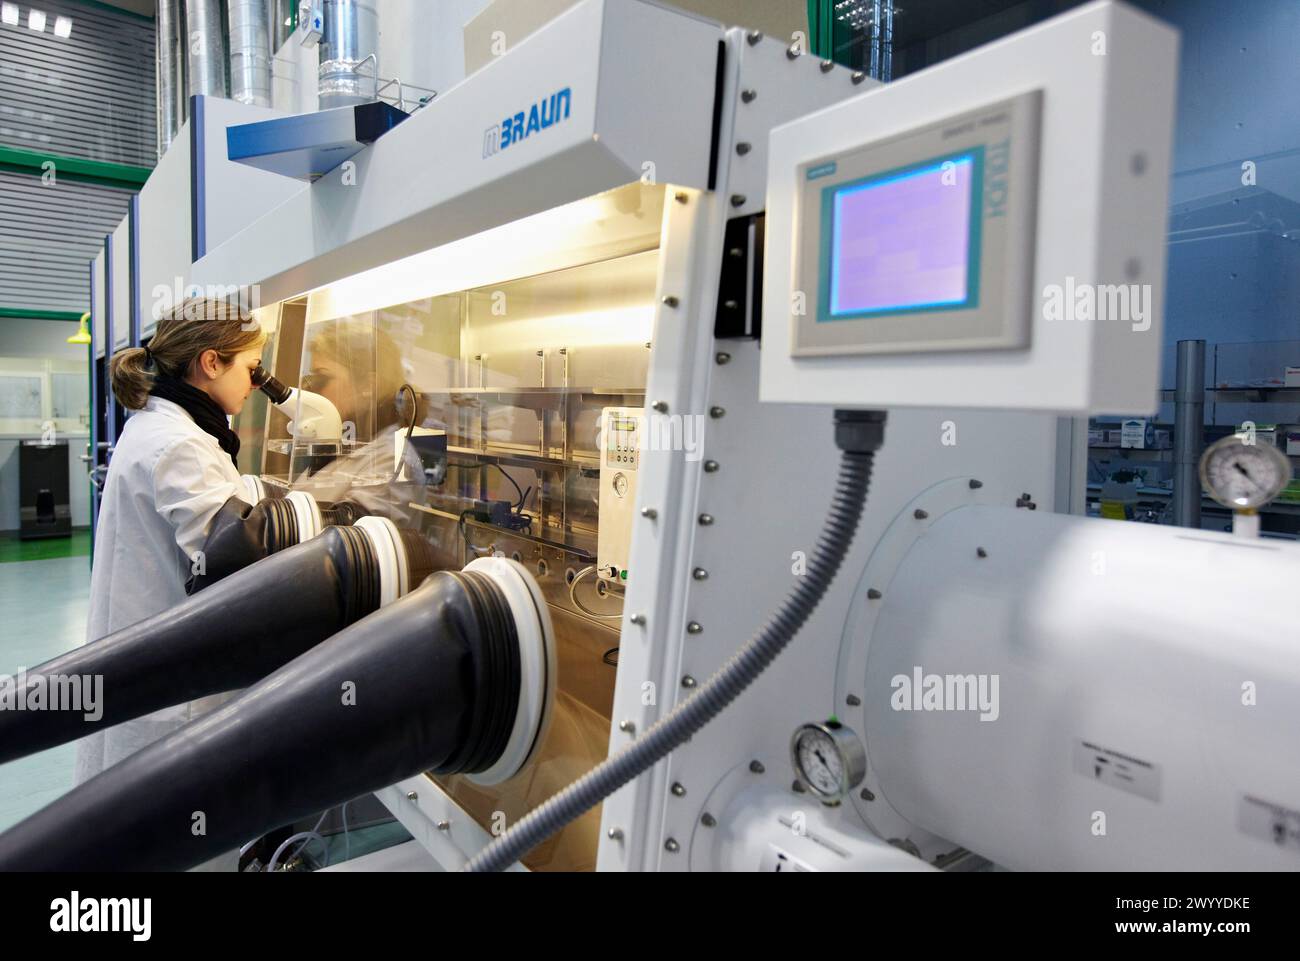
(109, 300), (266, 410)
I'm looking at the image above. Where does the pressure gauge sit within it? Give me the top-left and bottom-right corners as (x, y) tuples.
(790, 720), (867, 805)
(1199, 435), (1291, 510)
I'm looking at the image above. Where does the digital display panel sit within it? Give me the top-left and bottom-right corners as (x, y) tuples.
(823, 149), (983, 320)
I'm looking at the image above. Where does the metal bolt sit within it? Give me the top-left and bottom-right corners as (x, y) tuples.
(724, 299), (740, 311)
(406, 791), (418, 801)
(619, 719), (636, 734)
(662, 295), (679, 308)
(652, 400), (669, 413)
(698, 513), (714, 526)
(686, 621), (703, 635)
(746, 30), (763, 45)
(860, 787), (875, 802)
(786, 44), (802, 59)
(664, 838), (680, 853)
(976, 547), (988, 559)
(851, 71), (866, 84)
(703, 460), (720, 473)
(608, 827), (624, 841)
(736, 141), (752, 156)
(820, 59), (834, 73)
(629, 613), (647, 626)
(913, 508), (929, 520)
(729, 247), (744, 259)
(671, 782), (686, 797)
(437, 820), (450, 832)
(846, 693), (862, 706)
(867, 588), (883, 600)
(792, 780), (807, 793)
(969, 478), (984, 489)
(741, 89), (757, 104)
(730, 194), (747, 208)
(700, 812), (717, 828)
(715, 352), (731, 365)
(641, 507), (658, 519)
(749, 760), (765, 774)
(681, 675), (697, 688)
(692, 568), (709, 581)
(674, 191), (689, 204)
(709, 406), (726, 418)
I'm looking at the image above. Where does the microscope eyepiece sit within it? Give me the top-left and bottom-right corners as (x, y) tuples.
(252, 365), (292, 405)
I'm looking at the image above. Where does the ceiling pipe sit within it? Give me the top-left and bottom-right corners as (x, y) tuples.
(229, 0), (272, 107)
(318, 0), (380, 110)
(185, 0), (228, 99)
(155, 0), (184, 156)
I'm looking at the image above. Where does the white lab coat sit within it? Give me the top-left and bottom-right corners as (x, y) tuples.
(73, 397), (243, 785)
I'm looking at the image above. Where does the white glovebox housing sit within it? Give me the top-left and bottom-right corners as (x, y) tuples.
(760, 0), (1179, 414)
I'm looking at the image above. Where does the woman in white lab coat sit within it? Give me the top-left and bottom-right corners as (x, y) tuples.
(73, 304), (267, 785)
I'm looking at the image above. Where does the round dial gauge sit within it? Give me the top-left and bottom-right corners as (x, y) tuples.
(1199, 435), (1291, 510)
(790, 721), (867, 804)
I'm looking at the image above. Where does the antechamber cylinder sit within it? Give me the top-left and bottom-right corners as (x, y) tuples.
(864, 506), (1300, 870)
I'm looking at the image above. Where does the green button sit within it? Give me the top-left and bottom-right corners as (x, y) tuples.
(620, 569), (628, 580)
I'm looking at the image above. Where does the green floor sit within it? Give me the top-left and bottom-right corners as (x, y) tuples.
(0, 528), (91, 564)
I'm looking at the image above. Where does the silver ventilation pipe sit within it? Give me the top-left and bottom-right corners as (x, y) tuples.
(319, 0), (380, 110)
(185, 0), (228, 99)
(229, 0), (272, 107)
(269, 0), (294, 53)
(155, 0), (185, 156)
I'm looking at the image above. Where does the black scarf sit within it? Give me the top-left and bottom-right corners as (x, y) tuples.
(150, 376), (241, 470)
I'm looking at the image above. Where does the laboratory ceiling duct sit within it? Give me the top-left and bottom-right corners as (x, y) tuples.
(229, 0), (273, 107)
(319, 0), (380, 110)
(185, 0), (228, 99)
(156, 0), (184, 155)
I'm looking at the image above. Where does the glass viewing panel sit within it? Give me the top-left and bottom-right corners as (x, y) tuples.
(252, 183), (668, 869)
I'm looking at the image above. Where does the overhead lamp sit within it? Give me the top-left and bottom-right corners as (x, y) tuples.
(54, 15), (71, 38)
(28, 9), (46, 32)
(67, 313), (92, 346)
(1, 5), (18, 27)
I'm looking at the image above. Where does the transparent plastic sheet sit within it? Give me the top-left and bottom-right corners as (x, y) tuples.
(248, 183), (668, 868)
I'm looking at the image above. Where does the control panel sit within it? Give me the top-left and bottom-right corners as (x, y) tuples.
(597, 406), (641, 583)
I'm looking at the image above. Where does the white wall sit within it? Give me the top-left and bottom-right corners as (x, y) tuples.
(380, 0), (493, 103)
(0, 320), (87, 362)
